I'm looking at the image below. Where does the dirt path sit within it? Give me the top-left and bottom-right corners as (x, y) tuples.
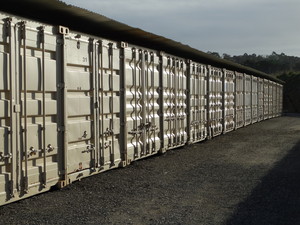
(1, 115), (300, 225)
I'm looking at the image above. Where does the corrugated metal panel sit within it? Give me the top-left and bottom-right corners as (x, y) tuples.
(160, 55), (187, 150)
(208, 66), (223, 137)
(223, 70), (235, 133)
(235, 72), (244, 129)
(251, 76), (258, 123)
(124, 47), (161, 162)
(188, 62), (207, 143)
(257, 78), (264, 122)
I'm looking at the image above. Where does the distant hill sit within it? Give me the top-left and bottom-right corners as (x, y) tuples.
(207, 51), (300, 113)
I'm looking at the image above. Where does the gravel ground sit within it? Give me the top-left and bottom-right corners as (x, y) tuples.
(0, 115), (300, 225)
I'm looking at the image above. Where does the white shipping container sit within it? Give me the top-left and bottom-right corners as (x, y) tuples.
(257, 78), (264, 122)
(244, 74), (252, 126)
(251, 76), (258, 123)
(124, 47), (161, 162)
(235, 72), (244, 129)
(223, 70), (235, 133)
(160, 55), (187, 150)
(207, 66), (223, 137)
(263, 79), (269, 120)
(187, 62), (207, 143)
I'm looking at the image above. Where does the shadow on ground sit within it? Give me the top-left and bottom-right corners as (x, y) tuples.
(226, 140), (300, 225)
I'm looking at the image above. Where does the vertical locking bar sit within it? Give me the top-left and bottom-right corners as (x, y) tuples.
(90, 38), (98, 169)
(168, 58), (173, 146)
(181, 60), (184, 143)
(234, 72), (237, 130)
(206, 65), (211, 139)
(140, 50), (146, 155)
(250, 75), (252, 123)
(197, 65), (200, 139)
(108, 43), (115, 165)
(7, 17), (17, 198)
(222, 69), (226, 134)
(20, 21), (29, 192)
(39, 25), (47, 188)
(186, 61), (191, 143)
(243, 73), (246, 126)
(132, 48), (138, 157)
(119, 42), (127, 163)
(58, 26), (69, 187)
(145, 51), (151, 153)
(174, 59), (178, 145)
(158, 52), (165, 152)
(150, 52), (156, 152)
(98, 40), (105, 165)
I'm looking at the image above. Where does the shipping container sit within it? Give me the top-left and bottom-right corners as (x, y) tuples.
(263, 79), (269, 120)
(235, 72), (244, 129)
(257, 77), (264, 122)
(187, 62), (207, 143)
(268, 81), (274, 118)
(244, 74), (252, 126)
(222, 69), (235, 133)
(207, 66), (223, 137)
(160, 54), (187, 150)
(251, 76), (258, 123)
(0, 9), (284, 206)
(0, 15), (60, 204)
(123, 46), (161, 162)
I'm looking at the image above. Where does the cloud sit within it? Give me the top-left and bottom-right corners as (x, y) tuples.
(63, 0), (300, 56)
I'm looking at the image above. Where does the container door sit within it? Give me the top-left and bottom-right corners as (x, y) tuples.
(208, 66), (223, 137)
(235, 72), (244, 129)
(124, 48), (161, 162)
(251, 76), (258, 123)
(223, 70), (235, 133)
(64, 34), (97, 175)
(19, 21), (59, 193)
(0, 17), (16, 201)
(161, 55), (187, 150)
(98, 41), (123, 169)
(188, 63), (207, 143)
(0, 17), (60, 204)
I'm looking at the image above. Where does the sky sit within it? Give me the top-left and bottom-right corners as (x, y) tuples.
(62, 0), (300, 57)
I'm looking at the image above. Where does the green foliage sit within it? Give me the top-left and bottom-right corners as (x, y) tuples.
(216, 51), (300, 74)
